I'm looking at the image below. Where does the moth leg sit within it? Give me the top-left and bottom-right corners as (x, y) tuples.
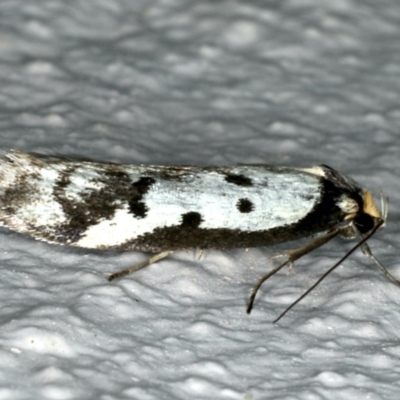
(246, 258), (292, 314)
(247, 229), (340, 314)
(269, 253), (294, 275)
(197, 249), (204, 260)
(108, 250), (174, 281)
(361, 242), (400, 287)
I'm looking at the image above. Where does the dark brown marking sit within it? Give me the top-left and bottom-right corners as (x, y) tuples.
(115, 223), (334, 253)
(237, 198), (254, 213)
(49, 170), (157, 243)
(0, 169), (34, 213)
(224, 174), (253, 187)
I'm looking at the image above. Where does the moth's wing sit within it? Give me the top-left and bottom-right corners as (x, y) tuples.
(0, 153), (336, 252)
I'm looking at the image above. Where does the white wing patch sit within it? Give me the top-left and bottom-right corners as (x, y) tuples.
(78, 169), (321, 248)
(0, 151), (322, 250)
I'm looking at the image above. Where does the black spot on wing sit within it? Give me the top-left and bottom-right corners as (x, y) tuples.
(224, 173), (253, 186)
(129, 177), (156, 218)
(237, 198), (254, 213)
(132, 177), (156, 193)
(181, 212), (203, 228)
(129, 201), (148, 219)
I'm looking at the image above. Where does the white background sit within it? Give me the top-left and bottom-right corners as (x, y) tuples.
(0, 1), (400, 399)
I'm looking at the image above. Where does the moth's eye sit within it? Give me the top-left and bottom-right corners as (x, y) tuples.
(354, 213), (375, 234)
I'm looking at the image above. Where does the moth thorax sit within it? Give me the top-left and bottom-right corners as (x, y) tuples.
(338, 190), (383, 237)
(337, 195), (359, 219)
(353, 190), (383, 235)
(362, 190), (382, 220)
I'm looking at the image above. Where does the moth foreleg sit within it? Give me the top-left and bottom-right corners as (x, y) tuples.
(246, 228), (340, 314)
(108, 250), (174, 281)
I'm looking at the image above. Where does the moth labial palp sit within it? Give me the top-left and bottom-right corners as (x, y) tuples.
(0, 151), (397, 321)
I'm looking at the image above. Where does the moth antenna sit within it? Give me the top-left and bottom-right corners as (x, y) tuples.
(378, 190), (388, 224)
(273, 219), (384, 323)
(361, 194), (398, 287)
(383, 194), (388, 222)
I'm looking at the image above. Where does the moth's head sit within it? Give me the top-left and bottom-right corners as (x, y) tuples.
(339, 190), (385, 238)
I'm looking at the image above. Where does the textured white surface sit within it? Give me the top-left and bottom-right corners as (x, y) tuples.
(0, 1), (400, 399)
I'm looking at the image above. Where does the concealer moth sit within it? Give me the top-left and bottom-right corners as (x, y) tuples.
(0, 150), (397, 321)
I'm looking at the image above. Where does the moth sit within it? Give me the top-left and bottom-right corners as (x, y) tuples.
(0, 150), (397, 321)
